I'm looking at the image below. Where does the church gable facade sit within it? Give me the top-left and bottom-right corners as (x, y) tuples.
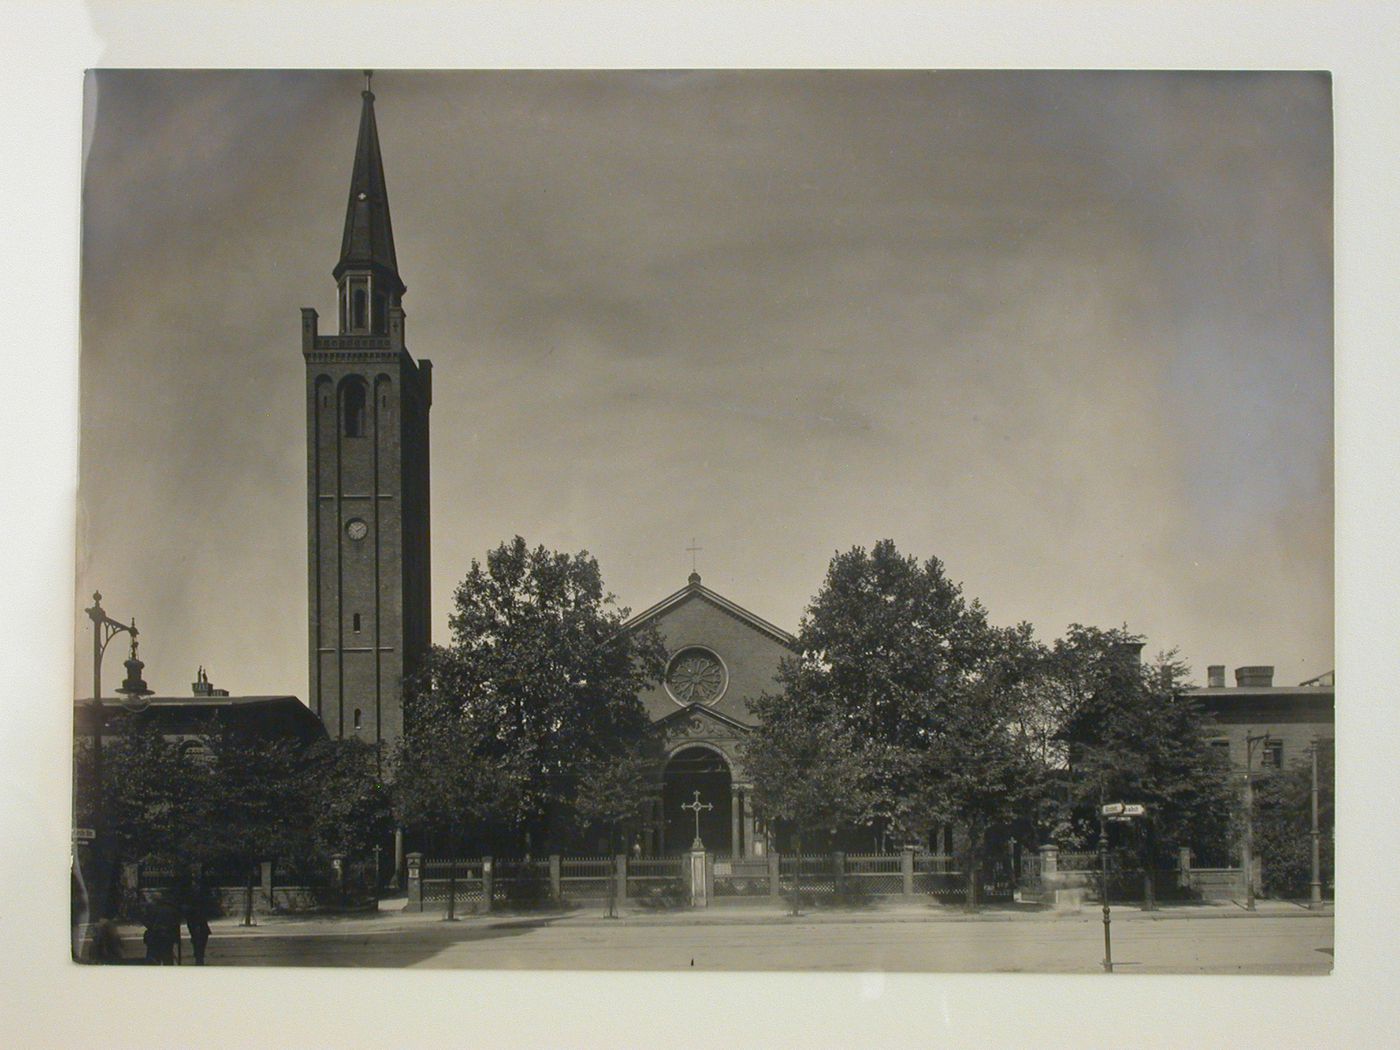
(625, 571), (797, 729)
(623, 572), (797, 857)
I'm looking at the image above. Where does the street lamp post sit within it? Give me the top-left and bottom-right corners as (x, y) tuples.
(85, 591), (139, 703)
(1099, 807), (1112, 973)
(1309, 738), (1323, 910)
(1241, 731), (1272, 912)
(80, 592), (141, 923)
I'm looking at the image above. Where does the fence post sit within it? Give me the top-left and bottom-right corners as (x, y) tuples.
(615, 854), (628, 902)
(902, 846), (915, 898)
(405, 852), (423, 911)
(549, 854), (562, 904)
(833, 850), (845, 897)
(1178, 846), (1192, 890)
(260, 861), (274, 912)
(768, 851), (781, 899)
(481, 856), (493, 913)
(687, 848), (709, 908)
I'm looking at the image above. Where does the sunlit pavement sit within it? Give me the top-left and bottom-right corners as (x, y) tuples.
(101, 903), (1332, 973)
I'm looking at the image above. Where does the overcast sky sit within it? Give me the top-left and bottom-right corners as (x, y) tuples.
(76, 69), (1332, 697)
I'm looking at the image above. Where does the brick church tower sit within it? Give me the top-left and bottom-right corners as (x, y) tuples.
(302, 78), (432, 748)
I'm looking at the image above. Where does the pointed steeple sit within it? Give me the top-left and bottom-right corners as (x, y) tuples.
(333, 72), (405, 334)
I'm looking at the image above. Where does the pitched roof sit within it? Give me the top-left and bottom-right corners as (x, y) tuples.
(333, 86), (404, 296)
(621, 574), (798, 649)
(651, 700), (755, 734)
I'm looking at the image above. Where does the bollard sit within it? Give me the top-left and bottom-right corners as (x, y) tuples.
(406, 852), (423, 911)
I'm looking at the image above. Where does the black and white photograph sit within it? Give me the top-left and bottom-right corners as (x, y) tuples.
(70, 66), (1334, 976)
(7, 3), (1399, 1046)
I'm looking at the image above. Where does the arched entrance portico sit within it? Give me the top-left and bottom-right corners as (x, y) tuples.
(661, 745), (732, 855)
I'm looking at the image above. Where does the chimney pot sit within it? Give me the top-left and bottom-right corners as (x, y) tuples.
(1234, 665), (1274, 688)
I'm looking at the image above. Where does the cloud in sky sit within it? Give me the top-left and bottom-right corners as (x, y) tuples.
(77, 69), (1332, 697)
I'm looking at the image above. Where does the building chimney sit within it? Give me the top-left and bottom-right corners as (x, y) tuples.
(191, 666), (229, 697)
(1234, 666), (1274, 688)
(1207, 665), (1225, 688)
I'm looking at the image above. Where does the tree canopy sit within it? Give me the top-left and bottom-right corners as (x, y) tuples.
(1044, 626), (1235, 865)
(396, 537), (668, 853)
(752, 540), (1015, 846)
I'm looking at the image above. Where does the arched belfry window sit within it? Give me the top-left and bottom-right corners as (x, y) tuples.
(342, 378), (368, 437)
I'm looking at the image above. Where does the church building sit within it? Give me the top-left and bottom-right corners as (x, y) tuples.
(300, 80), (796, 859)
(623, 571), (796, 859)
(302, 78), (433, 751)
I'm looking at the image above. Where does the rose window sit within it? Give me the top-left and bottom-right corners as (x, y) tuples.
(665, 647), (727, 705)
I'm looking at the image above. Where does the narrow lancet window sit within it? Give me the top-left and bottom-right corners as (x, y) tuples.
(343, 379), (367, 437)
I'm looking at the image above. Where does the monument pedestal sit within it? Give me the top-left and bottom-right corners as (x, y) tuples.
(687, 849), (709, 908)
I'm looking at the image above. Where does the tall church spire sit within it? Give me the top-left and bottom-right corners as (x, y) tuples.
(302, 68), (433, 752)
(333, 72), (405, 333)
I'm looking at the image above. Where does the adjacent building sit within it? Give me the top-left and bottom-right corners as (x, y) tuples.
(1190, 665), (1335, 770)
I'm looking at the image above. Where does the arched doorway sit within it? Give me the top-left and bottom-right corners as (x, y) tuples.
(661, 745), (732, 855)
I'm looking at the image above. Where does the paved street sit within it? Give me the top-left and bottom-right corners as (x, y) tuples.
(108, 905), (1333, 974)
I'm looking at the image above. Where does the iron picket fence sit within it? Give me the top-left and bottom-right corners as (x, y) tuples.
(421, 858), (485, 907)
(627, 856), (685, 906)
(846, 853), (905, 896)
(491, 857), (552, 908)
(560, 855), (613, 901)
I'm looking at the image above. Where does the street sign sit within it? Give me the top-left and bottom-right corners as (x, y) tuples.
(72, 828), (96, 841)
(1122, 804), (1147, 817)
(1100, 803), (1125, 816)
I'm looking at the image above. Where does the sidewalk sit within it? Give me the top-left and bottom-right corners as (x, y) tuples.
(111, 894), (1329, 939)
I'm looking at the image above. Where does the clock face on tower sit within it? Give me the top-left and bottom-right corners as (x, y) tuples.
(664, 647), (728, 706)
(345, 518), (369, 541)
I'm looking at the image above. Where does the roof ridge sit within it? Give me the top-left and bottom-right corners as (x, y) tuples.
(622, 582), (797, 647)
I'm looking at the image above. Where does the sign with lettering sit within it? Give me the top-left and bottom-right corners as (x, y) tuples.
(1100, 803), (1125, 817)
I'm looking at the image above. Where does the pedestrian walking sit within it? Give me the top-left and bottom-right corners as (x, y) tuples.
(185, 883), (214, 965)
(91, 917), (128, 964)
(142, 902), (181, 965)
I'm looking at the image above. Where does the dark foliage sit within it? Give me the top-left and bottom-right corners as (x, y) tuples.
(1253, 739), (1333, 898)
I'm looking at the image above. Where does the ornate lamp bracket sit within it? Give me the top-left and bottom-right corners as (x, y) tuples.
(85, 591), (138, 699)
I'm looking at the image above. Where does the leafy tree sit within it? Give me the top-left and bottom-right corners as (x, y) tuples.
(782, 539), (998, 848)
(1253, 739), (1333, 898)
(931, 623), (1048, 909)
(391, 665), (501, 918)
(194, 720), (310, 924)
(1050, 626), (1235, 906)
(77, 712), (204, 870)
(76, 712), (315, 923)
(573, 747), (660, 916)
(300, 738), (395, 865)
(73, 712), (205, 917)
(424, 537), (668, 853)
(744, 679), (871, 915)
